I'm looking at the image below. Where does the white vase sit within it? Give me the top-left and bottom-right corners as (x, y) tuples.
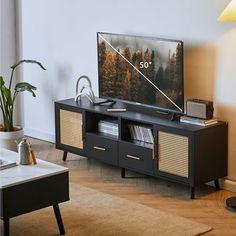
(0, 128), (24, 152)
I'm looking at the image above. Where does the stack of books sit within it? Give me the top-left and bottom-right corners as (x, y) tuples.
(128, 124), (154, 144)
(0, 158), (17, 170)
(98, 119), (119, 137)
(180, 116), (218, 127)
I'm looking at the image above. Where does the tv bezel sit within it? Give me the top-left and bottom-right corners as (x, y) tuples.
(97, 32), (184, 115)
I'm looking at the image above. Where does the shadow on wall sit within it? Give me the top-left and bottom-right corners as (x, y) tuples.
(215, 105), (236, 180)
(184, 28), (236, 181)
(214, 28), (236, 181)
(184, 45), (216, 102)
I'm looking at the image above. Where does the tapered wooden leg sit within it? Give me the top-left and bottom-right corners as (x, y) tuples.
(62, 151), (68, 162)
(121, 168), (126, 178)
(3, 218), (10, 236)
(214, 179), (220, 190)
(190, 186), (195, 199)
(53, 204), (65, 235)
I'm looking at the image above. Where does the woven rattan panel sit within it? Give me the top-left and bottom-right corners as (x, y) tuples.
(158, 131), (188, 178)
(60, 110), (83, 149)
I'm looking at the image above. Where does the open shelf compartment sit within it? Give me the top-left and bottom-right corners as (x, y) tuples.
(85, 111), (119, 139)
(120, 118), (154, 149)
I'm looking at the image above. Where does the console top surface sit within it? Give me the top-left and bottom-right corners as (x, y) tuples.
(56, 97), (226, 133)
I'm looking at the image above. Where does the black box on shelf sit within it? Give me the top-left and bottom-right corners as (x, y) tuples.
(186, 99), (214, 119)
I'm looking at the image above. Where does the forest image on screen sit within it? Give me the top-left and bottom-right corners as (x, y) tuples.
(98, 33), (183, 112)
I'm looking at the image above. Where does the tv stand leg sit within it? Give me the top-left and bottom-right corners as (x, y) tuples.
(62, 151), (68, 162)
(121, 168), (126, 178)
(3, 218), (10, 236)
(53, 204), (65, 235)
(190, 186), (195, 199)
(214, 179), (220, 190)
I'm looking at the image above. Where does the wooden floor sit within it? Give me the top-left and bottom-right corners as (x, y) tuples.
(30, 138), (236, 236)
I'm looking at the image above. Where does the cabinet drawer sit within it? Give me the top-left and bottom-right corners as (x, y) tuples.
(86, 133), (118, 165)
(119, 142), (153, 174)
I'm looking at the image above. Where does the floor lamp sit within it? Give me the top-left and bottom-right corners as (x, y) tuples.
(218, 0), (236, 210)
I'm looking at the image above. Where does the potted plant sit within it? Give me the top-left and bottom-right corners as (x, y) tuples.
(0, 60), (46, 151)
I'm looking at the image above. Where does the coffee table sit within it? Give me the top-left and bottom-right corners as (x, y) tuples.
(0, 148), (69, 236)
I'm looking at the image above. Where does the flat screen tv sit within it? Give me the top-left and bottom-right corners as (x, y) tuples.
(97, 32), (184, 114)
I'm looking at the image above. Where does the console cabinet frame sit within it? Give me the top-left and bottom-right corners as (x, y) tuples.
(55, 98), (228, 199)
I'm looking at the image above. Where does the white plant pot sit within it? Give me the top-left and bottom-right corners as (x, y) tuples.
(0, 128), (24, 152)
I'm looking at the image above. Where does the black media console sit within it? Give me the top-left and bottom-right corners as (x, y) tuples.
(55, 97), (228, 199)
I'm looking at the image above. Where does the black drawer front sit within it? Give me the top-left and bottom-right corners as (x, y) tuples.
(119, 142), (153, 174)
(86, 133), (118, 165)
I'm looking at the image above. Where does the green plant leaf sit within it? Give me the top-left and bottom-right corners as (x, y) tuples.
(2, 85), (13, 106)
(0, 59), (45, 131)
(11, 60), (46, 71)
(15, 82), (37, 97)
(0, 76), (5, 87)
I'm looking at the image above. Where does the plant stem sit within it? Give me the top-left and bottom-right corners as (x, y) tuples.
(8, 67), (15, 92)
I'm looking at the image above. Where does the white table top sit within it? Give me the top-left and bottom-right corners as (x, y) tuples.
(0, 148), (68, 189)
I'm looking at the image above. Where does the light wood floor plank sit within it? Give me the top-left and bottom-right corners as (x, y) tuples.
(29, 138), (236, 236)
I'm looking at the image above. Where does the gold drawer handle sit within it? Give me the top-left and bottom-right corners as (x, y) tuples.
(126, 154), (140, 160)
(93, 146), (106, 151)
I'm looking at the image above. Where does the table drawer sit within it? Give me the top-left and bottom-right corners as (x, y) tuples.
(119, 142), (153, 174)
(86, 133), (118, 165)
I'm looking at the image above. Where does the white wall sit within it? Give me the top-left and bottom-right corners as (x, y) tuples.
(18, 0), (236, 181)
(0, 0), (16, 79)
(0, 0), (21, 125)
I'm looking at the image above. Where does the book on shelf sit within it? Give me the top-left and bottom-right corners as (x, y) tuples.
(0, 158), (17, 170)
(128, 124), (154, 144)
(98, 119), (119, 137)
(132, 140), (153, 149)
(180, 116), (218, 126)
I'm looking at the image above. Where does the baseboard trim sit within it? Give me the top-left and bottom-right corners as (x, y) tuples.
(24, 128), (55, 143)
(221, 179), (236, 193)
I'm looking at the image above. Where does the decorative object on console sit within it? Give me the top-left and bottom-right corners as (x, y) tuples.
(181, 99), (216, 127)
(186, 98), (214, 120)
(180, 116), (218, 127)
(74, 75), (95, 104)
(17, 137), (37, 165)
(218, 0), (236, 210)
(29, 143), (37, 165)
(0, 60), (46, 151)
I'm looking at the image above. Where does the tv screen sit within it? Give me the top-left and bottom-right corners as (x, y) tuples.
(97, 32), (184, 113)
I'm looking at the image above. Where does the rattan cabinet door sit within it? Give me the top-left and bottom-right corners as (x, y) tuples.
(158, 131), (188, 178)
(60, 109), (84, 150)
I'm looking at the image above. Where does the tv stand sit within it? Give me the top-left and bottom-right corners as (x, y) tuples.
(55, 97), (228, 199)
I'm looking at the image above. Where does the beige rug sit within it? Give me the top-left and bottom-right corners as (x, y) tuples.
(6, 183), (211, 236)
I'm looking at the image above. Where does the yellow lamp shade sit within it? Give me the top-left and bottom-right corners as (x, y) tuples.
(218, 0), (236, 21)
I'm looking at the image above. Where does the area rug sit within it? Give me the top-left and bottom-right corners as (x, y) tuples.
(6, 183), (211, 236)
